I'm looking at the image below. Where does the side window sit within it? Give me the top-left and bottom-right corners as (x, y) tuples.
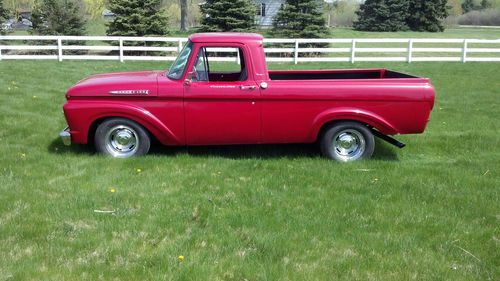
(192, 47), (208, 82)
(191, 46), (247, 82)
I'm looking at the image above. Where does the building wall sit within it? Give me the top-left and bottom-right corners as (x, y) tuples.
(254, 0), (284, 27)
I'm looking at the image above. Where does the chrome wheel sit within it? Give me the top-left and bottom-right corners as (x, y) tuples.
(104, 125), (139, 158)
(332, 129), (366, 162)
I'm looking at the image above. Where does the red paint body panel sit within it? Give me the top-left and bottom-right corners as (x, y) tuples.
(62, 33), (435, 148)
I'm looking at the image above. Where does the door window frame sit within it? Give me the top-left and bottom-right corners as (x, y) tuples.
(182, 42), (253, 83)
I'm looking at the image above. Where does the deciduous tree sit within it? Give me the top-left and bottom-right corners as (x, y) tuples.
(447, 0), (463, 16)
(180, 0), (188, 31)
(83, 0), (105, 20)
(4, 0), (35, 11)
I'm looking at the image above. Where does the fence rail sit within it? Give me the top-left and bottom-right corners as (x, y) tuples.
(1, 35), (499, 63)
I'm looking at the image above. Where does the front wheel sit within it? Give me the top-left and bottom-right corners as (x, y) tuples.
(94, 118), (150, 158)
(320, 121), (375, 162)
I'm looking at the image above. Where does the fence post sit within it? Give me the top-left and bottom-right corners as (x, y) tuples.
(178, 39), (183, 53)
(351, 39), (356, 63)
(462, 39), (468, 63)
(57, 38), (63, 62)
(294, 39), (299, 65)
(407, 39), (413, 63)
(119, 38), (124, 62)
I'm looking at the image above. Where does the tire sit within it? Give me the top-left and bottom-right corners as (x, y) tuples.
(320, 121), (375, 162)
(94, 118), (150, 158)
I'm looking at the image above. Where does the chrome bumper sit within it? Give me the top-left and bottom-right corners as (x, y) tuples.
(59, 127), (71, 146)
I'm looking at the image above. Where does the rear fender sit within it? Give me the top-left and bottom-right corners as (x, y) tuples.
(310, 108), (398, 140)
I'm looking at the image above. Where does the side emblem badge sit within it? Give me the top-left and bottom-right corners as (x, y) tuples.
(109, 90), (149, 95)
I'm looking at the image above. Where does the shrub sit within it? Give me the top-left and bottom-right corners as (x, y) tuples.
(458, 8), (500, 25)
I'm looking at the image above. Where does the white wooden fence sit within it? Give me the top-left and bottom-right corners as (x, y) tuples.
(0, 35), (499, 64)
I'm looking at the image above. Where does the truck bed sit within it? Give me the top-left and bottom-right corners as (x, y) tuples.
(268, 69), (418, 80)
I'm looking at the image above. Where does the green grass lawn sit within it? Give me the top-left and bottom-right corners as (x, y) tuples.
(0, 60), (498, 281)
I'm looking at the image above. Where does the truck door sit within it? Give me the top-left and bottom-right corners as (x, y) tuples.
(183, 44), (261, 145)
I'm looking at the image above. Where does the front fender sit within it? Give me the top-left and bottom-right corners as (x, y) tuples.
(63, 101), (183, 145)
(310, 107), (398, 140)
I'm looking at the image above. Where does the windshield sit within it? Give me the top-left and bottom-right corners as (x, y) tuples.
(167, 41), (193, 80)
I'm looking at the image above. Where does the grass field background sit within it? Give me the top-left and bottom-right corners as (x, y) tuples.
(0, 59), (498, 280)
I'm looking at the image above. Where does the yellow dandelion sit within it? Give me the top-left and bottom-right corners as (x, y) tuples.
(110, 188), (116, 193)
(136, 168), (142, 173)
(178, 255), (185, 262)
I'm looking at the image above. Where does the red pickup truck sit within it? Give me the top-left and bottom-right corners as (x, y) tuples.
(60, 33), (435, 162)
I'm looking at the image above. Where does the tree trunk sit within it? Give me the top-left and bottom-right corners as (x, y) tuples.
(180, 0), (188, 32)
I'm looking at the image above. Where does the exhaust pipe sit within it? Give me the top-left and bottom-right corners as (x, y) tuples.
(370, 128), (406, 149)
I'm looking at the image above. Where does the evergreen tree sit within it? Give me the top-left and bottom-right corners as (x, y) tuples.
(407, 0), (448, 32)
(0, 0), (9, 22)
(481, 0), (492, 9)
(271, 0), (328, 38)
(462, 0), (477, 13)
(107, 0), (169, 36)
(353, 0), (409, 32)
(0, 0), (9, 35)
(200, 0), (255, 32)
(31, 0), (86, 35)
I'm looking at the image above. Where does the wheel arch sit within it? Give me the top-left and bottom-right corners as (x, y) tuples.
(86, 113), (181, 146)
(311, 108), (398, 142)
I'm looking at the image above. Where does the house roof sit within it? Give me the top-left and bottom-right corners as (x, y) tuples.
(189, 33), (264, 44)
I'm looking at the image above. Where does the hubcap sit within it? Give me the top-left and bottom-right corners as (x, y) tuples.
(105, 125), (139, 158)
(332, 129), (366, 162)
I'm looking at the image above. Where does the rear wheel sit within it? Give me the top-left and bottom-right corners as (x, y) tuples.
(320, 121), (375, 162)
(94, 118), (150, 158)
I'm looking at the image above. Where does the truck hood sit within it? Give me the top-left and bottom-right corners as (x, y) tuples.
(66, 71), (163, 98)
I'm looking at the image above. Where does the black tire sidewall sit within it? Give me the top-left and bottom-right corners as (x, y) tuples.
(320, 121), (375, 161)
(94, 118), (151, 157)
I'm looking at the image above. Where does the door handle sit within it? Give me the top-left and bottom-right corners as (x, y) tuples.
(240, 85), (256, 91)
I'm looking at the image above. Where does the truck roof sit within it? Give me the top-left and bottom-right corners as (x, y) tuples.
(189, 33), (264, 44)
